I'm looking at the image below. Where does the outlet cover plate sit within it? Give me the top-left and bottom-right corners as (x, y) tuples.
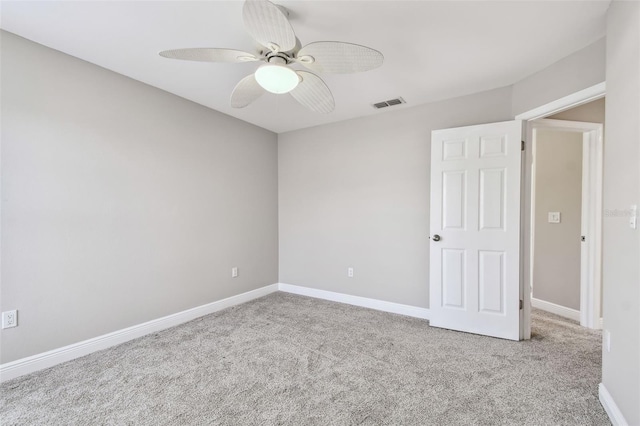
(2, 310), (18, 329)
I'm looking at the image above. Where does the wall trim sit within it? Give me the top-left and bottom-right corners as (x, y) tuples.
(599, 383), (629, 426)
(531, 298), (580, 322)
(0, 284), (279, 383)
(515, 82), (606, 120)
(278, 283), (430, 320)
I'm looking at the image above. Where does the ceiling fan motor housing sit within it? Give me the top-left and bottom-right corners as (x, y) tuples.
(265, 53), (292, 65)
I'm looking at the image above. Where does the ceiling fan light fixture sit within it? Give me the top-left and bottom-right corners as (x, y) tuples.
(254, 63), (300, 94)
(160, 0), (382, 112)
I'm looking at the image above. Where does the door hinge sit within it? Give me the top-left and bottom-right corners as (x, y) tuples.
(519, 299), (523, 310)
(521, 140), (525, 151)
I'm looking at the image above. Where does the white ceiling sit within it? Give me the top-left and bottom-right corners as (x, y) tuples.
(1, 1), (610, 133)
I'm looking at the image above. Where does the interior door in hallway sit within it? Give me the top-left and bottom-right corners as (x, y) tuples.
(429, 120), (523, 340)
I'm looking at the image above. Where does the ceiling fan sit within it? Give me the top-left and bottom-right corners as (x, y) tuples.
(159, 0), (384, 113)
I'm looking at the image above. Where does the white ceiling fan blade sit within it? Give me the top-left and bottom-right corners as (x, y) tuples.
(231, 74), (265, 108)
(290, 71), (335, 114)
(243, 0), (297, 52)
(159, 48), (258, 63)
(296, 42), (384, 73)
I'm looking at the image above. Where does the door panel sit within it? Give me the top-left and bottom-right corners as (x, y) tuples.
(442, 171), (466, 230)
(442, 249), (465, 308)
(478, 250), (505, 313)
(430, 120), (522, 340)
(479, 168), (505, 230)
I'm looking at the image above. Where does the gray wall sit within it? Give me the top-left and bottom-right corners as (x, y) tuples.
(532, 130), (583, 310)
(278, 87), (512, 308)
(0, 32), (279, 363)
(277, 38), (607, 311)
(512, 38), (606, 117)
(602, 1), (640, 424)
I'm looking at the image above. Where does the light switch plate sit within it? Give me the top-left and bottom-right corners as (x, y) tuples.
(548, 212), (561, 223)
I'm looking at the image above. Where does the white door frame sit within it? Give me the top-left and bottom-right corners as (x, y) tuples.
(516, 82), (605, 339)
(529, 119), (603, 329)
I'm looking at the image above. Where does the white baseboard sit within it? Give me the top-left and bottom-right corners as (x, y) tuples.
(278, 283), (430, 320)
(599, 383), (629, 426)
(3, 283), (428, 382)
(0, 284), (279, 383)
(531, 298), (580, 322)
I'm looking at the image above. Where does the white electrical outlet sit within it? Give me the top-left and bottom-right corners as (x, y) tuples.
(2, 310), (18, 329)
(630, 205), (637, 229)
(231, 267), (238, 278)
(347, 267), (354, 278)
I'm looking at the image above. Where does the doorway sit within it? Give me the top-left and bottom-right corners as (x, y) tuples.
(530, 116), (603, 330)
(518, 88), (605, 339)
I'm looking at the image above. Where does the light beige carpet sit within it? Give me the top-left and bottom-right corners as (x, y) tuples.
(0, 292), (609, 425)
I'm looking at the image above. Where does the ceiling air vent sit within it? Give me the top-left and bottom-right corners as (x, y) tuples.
(373, 97), (406, 109)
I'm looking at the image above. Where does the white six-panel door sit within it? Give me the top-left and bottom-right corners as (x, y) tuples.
(429, 120), (522, 341)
